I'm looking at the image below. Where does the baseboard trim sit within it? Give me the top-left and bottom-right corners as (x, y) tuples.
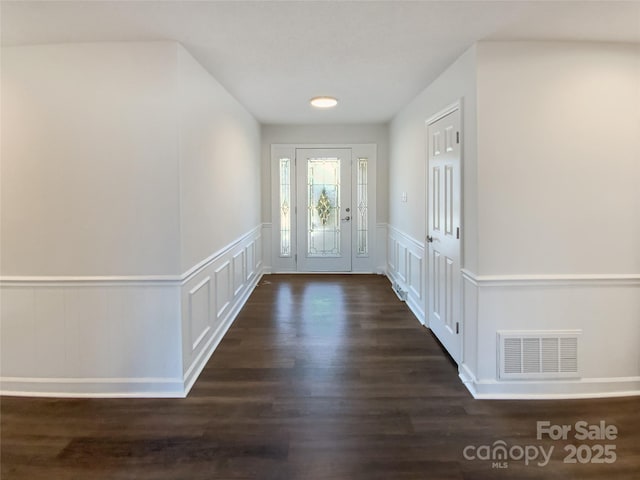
(459, 364), (640, 399)
(183, 269), (263, 395)
(268, 271), (378, 274)
(0, 377), (185, 398)
(459, 363), (479, 398)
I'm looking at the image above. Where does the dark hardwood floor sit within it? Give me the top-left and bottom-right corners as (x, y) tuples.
(1, 274), (638, 479)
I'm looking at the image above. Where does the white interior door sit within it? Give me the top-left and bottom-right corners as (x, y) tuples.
(296, 148), (352, 272)
(427, 108), (462, 363)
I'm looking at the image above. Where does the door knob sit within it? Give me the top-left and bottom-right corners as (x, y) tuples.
(341, 216), (351, 221)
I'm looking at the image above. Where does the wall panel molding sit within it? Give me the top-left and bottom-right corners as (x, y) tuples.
(213, 261), (232, 320)
(181, 226), (264, 395)
(232, 251), (246, 296)
(386, 225), (425, 324)
(188, 276), (211, 352)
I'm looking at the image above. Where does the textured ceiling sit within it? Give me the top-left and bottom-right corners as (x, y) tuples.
(2, 1), (639, 124)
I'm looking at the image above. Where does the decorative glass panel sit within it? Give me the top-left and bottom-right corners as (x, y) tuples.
(307, 158), (341, 256)
(279, 158), (291, 257)
(357, 157), (368, 256)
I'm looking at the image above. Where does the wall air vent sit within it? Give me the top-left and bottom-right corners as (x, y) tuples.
(392, 282), (407, 302)
(498, 331), (581, 380)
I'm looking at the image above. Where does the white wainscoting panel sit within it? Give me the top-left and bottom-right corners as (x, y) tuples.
(0, 283), (183, 397)
(246, 242), (255, 281)
(214, 262), (232, 319)
(1, 225), (264, 398)
(233, 251), (246, 297)
(387, 226), (425, 324)
(408, 250), (423, 300)
(189, 277), (211, 351)
(459, 270), (640, 399)
(181, 226), (264, 395)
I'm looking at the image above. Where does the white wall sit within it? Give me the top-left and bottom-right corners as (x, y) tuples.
(389, 46), (478, 272)
(0, 41), (264, 397)
(476, 41), (640, 275)
(177, 46), (261, 273)
(465, 41), (640, 398)
(1, 42), (181, 277)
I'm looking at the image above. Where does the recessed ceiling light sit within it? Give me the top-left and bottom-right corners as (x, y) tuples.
(310, 96), (338, 108)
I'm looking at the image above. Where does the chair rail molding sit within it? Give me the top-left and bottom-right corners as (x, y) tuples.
(461, 269), (640, 287)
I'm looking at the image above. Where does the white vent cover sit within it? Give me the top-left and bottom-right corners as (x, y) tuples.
(498, 331), (581, 380)
(392, 282), (407, 302)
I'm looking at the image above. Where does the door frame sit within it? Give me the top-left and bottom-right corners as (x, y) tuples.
(270, 144), (377, 273)
(425, 99), (464, 363)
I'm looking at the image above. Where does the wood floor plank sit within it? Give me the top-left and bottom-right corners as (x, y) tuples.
(2, 274), (638, 479)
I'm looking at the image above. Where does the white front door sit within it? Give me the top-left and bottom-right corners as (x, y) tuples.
(427, 108), (462, 364)
(295, 148), (352, 272)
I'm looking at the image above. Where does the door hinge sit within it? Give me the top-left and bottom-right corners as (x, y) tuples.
(456, 131), (460, 144)
(294, 254), (297, 263)
(456, 322), (459, 334)
(295, 206), (297, 214)
(456, 227), (460, 239)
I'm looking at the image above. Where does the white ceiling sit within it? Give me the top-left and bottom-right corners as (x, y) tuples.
(2, 1), (639, 124)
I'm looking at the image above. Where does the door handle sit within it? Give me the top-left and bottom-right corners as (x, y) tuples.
(341, 216), (351, 221)
(427, 235), (433, 243)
